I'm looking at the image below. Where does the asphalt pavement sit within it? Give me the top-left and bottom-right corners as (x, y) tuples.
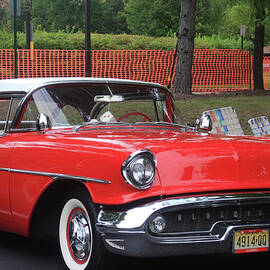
(0, 231), (268, 270)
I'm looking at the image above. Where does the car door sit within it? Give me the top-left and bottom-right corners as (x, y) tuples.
(0, 97), (19, 223)
(0, 135), (14, 222)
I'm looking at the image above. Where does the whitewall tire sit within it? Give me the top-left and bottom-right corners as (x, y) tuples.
(58, 196), (103, 270)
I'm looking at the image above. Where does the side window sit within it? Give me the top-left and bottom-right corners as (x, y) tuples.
(0, 99), (11, 134)
(7, 97), (23, 130)
(0, 97), (22, 133)
(19, 98), (39, 129)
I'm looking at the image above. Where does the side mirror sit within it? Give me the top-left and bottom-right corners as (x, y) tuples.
(196, 113), (212, 132)
(36, 113), (52, 132)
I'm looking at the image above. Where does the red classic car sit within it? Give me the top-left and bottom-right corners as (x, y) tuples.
(1, 77), (270, 270)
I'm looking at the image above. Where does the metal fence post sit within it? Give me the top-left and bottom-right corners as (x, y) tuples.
(85, 0), (91, 77)
(13, 0), (18, 78)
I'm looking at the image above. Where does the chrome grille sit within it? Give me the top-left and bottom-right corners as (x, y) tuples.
(156, 203), (270, 235)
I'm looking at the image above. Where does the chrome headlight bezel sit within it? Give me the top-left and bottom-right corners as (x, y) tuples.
(121, 150), (157, 190)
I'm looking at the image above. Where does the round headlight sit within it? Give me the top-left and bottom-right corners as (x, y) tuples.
(121, 150), (157, 190)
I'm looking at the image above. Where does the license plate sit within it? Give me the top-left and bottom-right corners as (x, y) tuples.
(233, 229), (269, 254)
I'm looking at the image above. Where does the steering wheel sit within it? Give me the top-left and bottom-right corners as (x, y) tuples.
(118, 112), (152, 122)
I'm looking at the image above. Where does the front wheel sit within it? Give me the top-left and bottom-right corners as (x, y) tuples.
(58, 194), (105, 270)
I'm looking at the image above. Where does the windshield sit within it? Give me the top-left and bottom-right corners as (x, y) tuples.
(17, 83), (177, 129)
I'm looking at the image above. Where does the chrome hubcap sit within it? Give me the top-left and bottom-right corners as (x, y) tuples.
(68, 209), (91, 261)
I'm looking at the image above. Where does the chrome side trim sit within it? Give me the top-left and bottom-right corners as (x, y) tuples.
(97, 192), (270, 230)
(0, 167), (110, 184)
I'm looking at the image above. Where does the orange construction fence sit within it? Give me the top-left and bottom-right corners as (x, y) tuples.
(192, 49), (252, 92)
(0, 49), (269, 92)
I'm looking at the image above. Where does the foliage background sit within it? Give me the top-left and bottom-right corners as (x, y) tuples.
(0, 0), (269, 51)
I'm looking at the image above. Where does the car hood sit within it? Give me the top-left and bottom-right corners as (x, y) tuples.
(153, 132), (270, 196)
(70, 126), (270, 196)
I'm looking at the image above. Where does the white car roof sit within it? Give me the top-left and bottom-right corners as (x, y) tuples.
(0, 77), (166, 94)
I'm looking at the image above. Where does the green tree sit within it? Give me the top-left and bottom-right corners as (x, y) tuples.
(99, 0), (128, 34)
(151, 0), (181, 36)
(32, 0), (103, 33)
(32, 0), (82, 32)
(196, 0), (224, 36)
(123, 0), (180, 37)
(220, 2), (253, 39)
(124, 0), (156, 36)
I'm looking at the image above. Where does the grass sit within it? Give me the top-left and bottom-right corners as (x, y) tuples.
(175, 94), (270, 135)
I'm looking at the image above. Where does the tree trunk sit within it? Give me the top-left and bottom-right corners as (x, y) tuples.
(253, 0), (265, 91)
(173, 0), (196, 95)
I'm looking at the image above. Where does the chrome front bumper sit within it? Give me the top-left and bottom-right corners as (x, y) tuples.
(96, 192), (270, 257)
